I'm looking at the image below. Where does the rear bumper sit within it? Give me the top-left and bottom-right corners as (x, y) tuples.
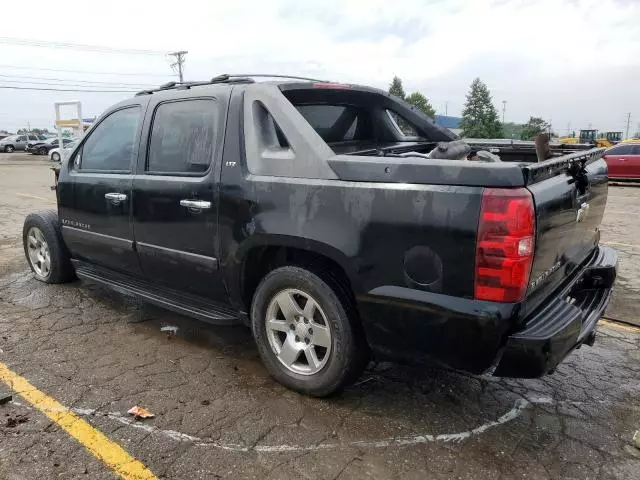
(358, 246), (617, 377)
(494, 246), (617, 377)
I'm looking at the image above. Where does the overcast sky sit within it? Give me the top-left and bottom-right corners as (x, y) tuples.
(1, 0), (638, 135)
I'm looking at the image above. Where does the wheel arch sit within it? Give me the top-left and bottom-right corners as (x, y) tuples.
(233, 235), (361, 313)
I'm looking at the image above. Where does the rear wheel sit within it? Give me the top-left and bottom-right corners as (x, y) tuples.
(4, 145), (14, 153)
(251, 266), (367, 397)
(23, 210), (74, 283)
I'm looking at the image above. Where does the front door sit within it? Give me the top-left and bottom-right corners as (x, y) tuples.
(59, 104), (146, 276)
(15, 135), (27, 150)
(132, 93), (227, 301)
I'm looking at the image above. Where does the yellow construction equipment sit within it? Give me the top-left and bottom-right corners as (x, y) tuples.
(558, 129), (622, 148)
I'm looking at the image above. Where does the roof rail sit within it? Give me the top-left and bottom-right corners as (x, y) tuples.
(228, 74), (329, 82)
(135, 73), (327, 96)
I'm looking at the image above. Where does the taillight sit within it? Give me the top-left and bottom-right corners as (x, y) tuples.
(475, 188), (535, 303)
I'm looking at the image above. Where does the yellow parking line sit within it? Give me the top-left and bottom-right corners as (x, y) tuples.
(15, 192), (56, 204)
(0, 361), (157, 480)
(600, 319), (640, 333)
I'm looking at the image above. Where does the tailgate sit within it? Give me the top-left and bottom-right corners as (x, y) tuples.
(523, 149), (608, 309)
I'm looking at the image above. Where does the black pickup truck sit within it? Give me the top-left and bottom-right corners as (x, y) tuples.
(23, 75), (617, 396)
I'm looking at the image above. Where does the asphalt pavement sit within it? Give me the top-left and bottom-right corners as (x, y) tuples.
(1, 153), (639, 480)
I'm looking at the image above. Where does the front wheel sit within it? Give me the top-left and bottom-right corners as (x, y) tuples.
(23, 210), (74, 283)
(4, 145), (14, 153)
(38, 147), (48, 155)
(251, 266), (367, 397)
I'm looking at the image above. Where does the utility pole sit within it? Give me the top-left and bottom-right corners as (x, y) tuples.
(625, 112), (632, 140)
(444, 101), (449, 116)
(168, 51), (188, 83)
(502, 100), (507, 124)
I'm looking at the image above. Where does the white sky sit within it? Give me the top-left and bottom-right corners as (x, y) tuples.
(0, 0), (639, 135)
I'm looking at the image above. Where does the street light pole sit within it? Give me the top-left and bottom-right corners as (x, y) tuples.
(502, 100), (507, 124)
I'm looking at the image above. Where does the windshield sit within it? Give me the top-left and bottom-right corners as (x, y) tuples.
(64, 140), (78, 150)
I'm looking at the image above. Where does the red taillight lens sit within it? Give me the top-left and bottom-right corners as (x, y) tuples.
(475, 188), (535, 303)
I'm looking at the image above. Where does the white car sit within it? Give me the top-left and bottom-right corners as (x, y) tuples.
(49, 139), (79, 162)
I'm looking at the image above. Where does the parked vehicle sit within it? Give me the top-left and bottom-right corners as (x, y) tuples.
(23, 75), (617, 396)
(603, 142), (640, 180)
(26, 137), (74, 155)
(49, 139), (79, 162)
(0, 134), (47, 152)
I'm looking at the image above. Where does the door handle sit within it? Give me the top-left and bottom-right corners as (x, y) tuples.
(105, 192), (128, 204)
(619, 158), (626, 161)
(180, 199), (212, 211)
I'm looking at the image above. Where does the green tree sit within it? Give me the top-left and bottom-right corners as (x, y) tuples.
(502, 122), (524, 139)
(405, 92), (436, 119)
(459, 78), (502, 138)
(520, 117), (550, 140)
(389, 76), (406, 100)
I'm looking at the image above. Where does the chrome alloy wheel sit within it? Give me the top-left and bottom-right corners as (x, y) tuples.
(265, 288), (332, 375)
(26, 227), (51, 278)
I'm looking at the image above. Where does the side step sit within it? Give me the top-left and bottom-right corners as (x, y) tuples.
(73, 261), (240, 326)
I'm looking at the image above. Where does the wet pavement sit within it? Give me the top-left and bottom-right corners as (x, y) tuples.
(1, 153), (639, 479)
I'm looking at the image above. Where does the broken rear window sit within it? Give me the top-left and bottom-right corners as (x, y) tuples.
(295, 104), (371, 144)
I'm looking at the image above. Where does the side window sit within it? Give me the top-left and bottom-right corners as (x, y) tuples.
(632, 145), (640, 155)
(28, 135), (37, 141)
(79, 106), (140, 171)
(254, 101), (290, 150)
(608, 144), (633, 155)
(17, 136), (26, 142)
(147, 99), (216, 174)
(387, 110), (418, 137)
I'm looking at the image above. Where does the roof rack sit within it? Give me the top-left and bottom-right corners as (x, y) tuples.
(135, 73), (328, 96)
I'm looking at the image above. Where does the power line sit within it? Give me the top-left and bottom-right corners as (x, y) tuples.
(0, 78), (151, 89)
(0, 85), (135, 93)
(0, 64), (172, 77)
(0, 73), (153, 87)
(0, 37), (166, 55)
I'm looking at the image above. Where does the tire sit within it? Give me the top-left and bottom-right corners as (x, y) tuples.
(51, 152), (61, 162)
(251, 266), (367, 397)
(4, 145), (14, 153)
(23, 210), (74, 284)
(38, 147), (48, 155)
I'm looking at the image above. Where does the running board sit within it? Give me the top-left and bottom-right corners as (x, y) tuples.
(73, 261), (240, 326)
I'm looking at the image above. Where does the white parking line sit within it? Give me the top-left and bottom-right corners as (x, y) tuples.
(7, 397), (554, 452)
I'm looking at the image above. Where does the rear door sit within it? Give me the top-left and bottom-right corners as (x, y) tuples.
(132, 89), (227, 301)
(625, 144), (640, 178)
(59, 104), (146, 276)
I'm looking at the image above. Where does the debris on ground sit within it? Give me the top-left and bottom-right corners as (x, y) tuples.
(634, 430), (640, 450)
(127, 406), (155, 419)
(5, 415), (28, 428)
(160, 325), (178, 335)
(0, 393), (12, 405)
(201, 400), (210, 406)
